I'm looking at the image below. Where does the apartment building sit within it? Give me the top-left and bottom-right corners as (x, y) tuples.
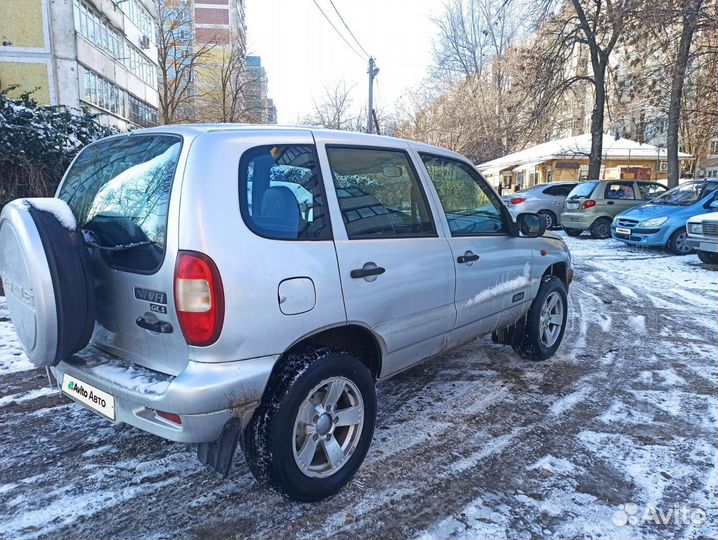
(246, 55), (277, 124)
(0, 0), (159, 129)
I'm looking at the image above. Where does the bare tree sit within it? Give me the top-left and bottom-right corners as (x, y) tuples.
(666, 0), (706, 186)
(156, 0), (216, 124)
(303, 81), (361, 131)
(198, 37), (259, 123)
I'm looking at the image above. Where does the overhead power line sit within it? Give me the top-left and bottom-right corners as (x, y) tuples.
(310, 0), (367, 62)
(327, 0), (370, 59)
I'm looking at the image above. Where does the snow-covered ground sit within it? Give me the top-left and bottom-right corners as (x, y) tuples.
(0, 233), (715, 540)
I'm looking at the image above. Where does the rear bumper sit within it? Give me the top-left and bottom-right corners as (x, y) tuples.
(51, 346), (277, 443)
(611, 225), (671, 247)
(559, 212), (595, 230)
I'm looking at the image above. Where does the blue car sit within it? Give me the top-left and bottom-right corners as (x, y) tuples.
(611, 179), (718, 254)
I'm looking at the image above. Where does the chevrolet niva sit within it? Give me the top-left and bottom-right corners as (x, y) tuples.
(0, 126), (573, 501)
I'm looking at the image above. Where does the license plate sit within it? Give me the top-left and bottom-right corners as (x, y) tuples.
(616, 227), (631, 235)
(62, 374), (115, 420)
(566, 202), (578, 210)
(700, 242), (716, 252)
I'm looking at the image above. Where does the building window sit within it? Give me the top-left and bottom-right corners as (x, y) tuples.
(82, 67), (126, 117)
(128, 94), (158, 127)
(118, 0), (154, 40)
(710, 140), (718, 156)
(73, 0), (156, 87)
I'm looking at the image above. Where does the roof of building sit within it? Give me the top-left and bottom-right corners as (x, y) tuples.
(478, 133), (692, 173)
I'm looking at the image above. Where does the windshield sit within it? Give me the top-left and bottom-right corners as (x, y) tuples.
(58, 135), (182, 273)
(650, 180), (718, 207)
(567, 181), (599, 199)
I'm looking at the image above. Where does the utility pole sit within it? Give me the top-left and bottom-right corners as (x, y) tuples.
(367, 57), (379, 134)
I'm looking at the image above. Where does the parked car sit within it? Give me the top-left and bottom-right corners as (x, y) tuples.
(611, 179), (718, 255)
(686, 211), (718, 264)
(501, 181), (579, 229)
(0, 126), (573, 502)
(560, 179), (668, 239)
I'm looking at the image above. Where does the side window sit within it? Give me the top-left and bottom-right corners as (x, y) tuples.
(326, 146), (435, 239)
(557, 184), (578, 196)
(604, 182), (636, 200)
(638, 183), (668, 200)
(421, 154), (507, 236)
(239, 145), (330, 240)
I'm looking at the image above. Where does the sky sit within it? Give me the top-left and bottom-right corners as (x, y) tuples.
(244, 0), (442, 124)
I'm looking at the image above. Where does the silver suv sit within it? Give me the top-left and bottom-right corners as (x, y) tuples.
(0, 126), (573, 501)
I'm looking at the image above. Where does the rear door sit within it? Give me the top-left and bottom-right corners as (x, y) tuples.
(58, 134), (190, 375)
(601, 181), (640, 216)
(417, 152), (533, 348)
(315, 135), (456, 378)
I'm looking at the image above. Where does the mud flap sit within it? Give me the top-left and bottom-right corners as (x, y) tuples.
(197, 418), (242, 478)
(491, 315), (527, 347)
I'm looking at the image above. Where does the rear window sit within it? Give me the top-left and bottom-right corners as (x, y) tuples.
(567, 181), (598, 199)
(58, 135), (182, 274)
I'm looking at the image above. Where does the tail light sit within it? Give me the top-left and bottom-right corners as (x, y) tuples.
(174, 251), (224, 346)
(510, 197), (527, 205)
(582, 200), (597, 209)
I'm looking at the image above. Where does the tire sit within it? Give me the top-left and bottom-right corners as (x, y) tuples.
(667, 228), (694, 255)
(564, 228), (582, 237)
(589, 217), (612, 239)
(0, 198), (94, 366)
(538, 210), (557, 230)
(512, 276), (568, 361)
(696, 250), (718, 265)
(244, 347), (377, 502)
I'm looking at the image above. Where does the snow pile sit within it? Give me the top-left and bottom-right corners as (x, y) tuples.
(88, 363), (172, 395)
(466, 262), (531, 307)
(25, 198), (77, 230)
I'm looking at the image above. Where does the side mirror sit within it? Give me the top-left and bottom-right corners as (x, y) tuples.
(707, 199), (718, 210)
(516, 212), (546, 238)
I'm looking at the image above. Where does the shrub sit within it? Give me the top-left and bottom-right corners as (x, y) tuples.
(0, 85), (116, 208)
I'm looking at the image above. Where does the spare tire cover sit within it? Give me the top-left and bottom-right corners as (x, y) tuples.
(0, 198), (95, 367)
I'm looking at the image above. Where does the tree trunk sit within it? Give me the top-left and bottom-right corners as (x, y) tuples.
(588, 69), (607, 179)
(667, 0), (703, 188)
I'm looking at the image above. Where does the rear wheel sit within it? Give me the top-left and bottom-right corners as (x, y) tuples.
(696, 250), (717, 264)
(589, 217), (612, 239)
(563, 228), (582, 237)
(513, 276), (568, 361)
(667, 228), (694, 255)
(538, 210), (557, 230)
(244, 348), (376, 502)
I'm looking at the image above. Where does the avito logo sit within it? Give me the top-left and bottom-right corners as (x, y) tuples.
(67, 380), (107, 408)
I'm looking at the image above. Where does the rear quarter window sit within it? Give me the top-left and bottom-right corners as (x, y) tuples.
(58, 134), (182, 274)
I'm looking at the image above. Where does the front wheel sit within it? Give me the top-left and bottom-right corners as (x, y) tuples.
(244, 348), (376, 502)
(697, 250), (718, 265)
(513, 276), (568, 361)
(667, 228), (694, 255)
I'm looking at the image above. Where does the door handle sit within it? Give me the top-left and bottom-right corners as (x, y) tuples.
(607, 201), (615, 205)
(457, 253), (480, 264)
(350, 266), (385, 279)
(136, 317), (173, 334)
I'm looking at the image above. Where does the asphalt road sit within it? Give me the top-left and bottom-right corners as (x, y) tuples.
(0, 234), (716, 540)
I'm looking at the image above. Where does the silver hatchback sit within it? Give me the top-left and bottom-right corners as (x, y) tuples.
(0, 125), (573, 501)
(502, 182), (579, 229)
